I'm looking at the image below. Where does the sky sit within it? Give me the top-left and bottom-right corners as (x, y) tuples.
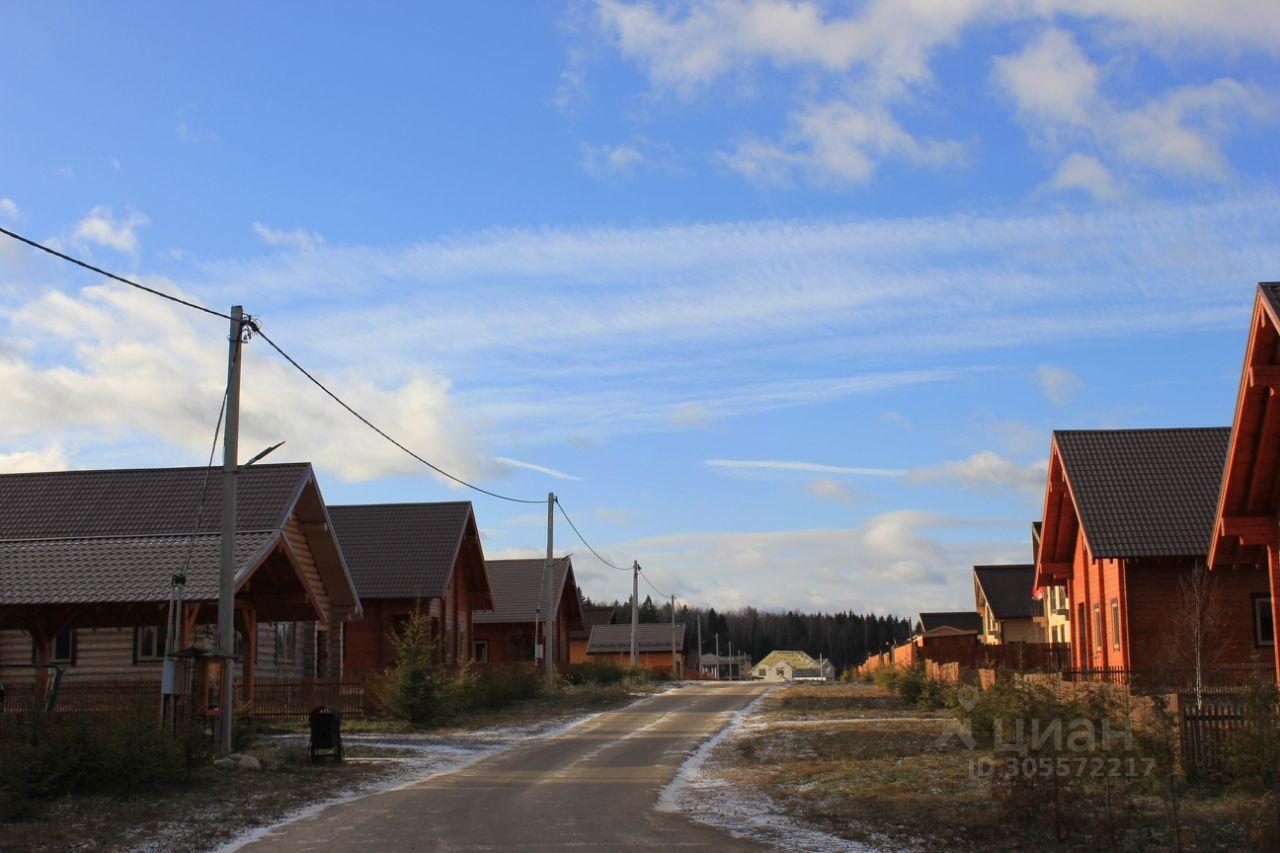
(1, 1), (1278, 617)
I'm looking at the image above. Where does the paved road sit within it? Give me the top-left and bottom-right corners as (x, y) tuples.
(241, 682), (768, 851)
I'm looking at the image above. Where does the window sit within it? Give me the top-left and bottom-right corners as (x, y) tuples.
(1077, 603), (1086, 650)
(1110, 599), (1121, 651)
(1255, 594), (1275, 647)
(473, 639), (489, 662)
(34, 629), (76, 665)
(1093, 603), (1102, 651)
(274, 622), (296, 664)
(134, 625), (167, 662)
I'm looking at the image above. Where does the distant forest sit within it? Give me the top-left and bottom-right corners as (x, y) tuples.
(582, 595), (913, 674)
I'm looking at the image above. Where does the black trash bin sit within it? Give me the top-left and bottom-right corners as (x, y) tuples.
(308, 705), (343, 762)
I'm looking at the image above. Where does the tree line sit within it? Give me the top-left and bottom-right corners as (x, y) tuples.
(584, 595), (913, 674)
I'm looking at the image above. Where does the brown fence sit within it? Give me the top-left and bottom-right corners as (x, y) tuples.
(236, 678), (366, 719)
(1061, 664), (1273, 693)
(1180, 699), (1248, 779)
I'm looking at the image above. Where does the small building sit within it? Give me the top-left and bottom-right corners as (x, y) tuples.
(973, 564), (1043, 644)
(750, 650), (834, 682)
(1034, 521), (1071, 644)
(472, 557), (584, 667)
(569, 604), (616, 663)
(696, 652), (751, 679)
(328, 502), (493, 682)
(0, 464), (361, 695)
(914, 611), (982, 645)
(584, 623), (685, 677)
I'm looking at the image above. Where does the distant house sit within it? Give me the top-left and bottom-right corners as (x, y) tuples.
(750, 650), (834, 682)
(472, 557), (584, 667)
(569, 605), (616, 663)
(972, 564), (1043, 644)
(1033, 521), (1071, 645)
(914, 612), (982, 645)
(585, 623), (685, 677)
(0, 464), (361, 693)
(1036, 428), (1269, 672)
(697, 652), (750, 679)
(328, 502), (493, 682)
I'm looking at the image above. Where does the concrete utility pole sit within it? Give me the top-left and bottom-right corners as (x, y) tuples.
(630, 561), (640, 666)
(715, 634), (720, 680)
(218, 305), (245, 757)
(728, 639), (734, 680)
(670, 594), (677, 679)
(696, 614), (703, 679)
(542, 492), (556, 687)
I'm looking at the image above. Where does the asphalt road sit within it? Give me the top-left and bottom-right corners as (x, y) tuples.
(240, 682), (769, 851)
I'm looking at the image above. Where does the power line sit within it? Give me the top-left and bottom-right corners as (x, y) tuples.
(555, 498), (629, 571)
(0, 226), (232, 321)
(639, 567), (670, 599)
(251, 327), (544, 505)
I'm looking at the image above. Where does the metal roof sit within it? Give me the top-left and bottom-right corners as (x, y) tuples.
(473, 558), (572, 624)
(586, 623), (685, 653)
(1054, 428), (1229, 558)
(917, 611), (982, 634)
(753, 650), (821, 671)
(328, 502), (475, 600)
(973, 564), (1038, 620)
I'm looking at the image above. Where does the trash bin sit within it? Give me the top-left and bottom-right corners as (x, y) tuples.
(308, 705), (343, 762)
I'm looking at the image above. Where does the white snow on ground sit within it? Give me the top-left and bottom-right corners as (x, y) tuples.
(657, 690), (878, 853)
(217, 711), (606, 852)
(740, 716), (938, 729)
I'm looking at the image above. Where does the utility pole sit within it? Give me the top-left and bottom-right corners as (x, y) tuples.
(696, 613), (703, 679)
(218, 305), (245, 757)
(542, 492), (556, 687)
(715, 634), (720, 681)
(729, 639), (734, 681)
(630, 561), (640, 666)
(670, 594), (677, 679)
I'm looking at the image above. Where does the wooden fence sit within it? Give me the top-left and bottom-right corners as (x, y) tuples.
(1061, 663), (1273, 693)
(235, 678), (366, 719)
(1180, 699), (1249, 779)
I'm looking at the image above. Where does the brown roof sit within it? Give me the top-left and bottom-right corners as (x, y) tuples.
(473, 557), (572, 624)
(916, 611), (982, 634)
(973, 564), (1037, 620)
(0, 464), (359, 613)
(572, 605), (615, 640)
(1054, 428), (1229, 558)
(328, 502), (477, 600)
(586, 623), (685, 654)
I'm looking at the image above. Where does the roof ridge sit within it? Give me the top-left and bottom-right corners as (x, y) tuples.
(328, 501), (474, 509)
(0, 462), (309, 479)
(0, 529), (279, 545)
(1053, 426), (1229, 436)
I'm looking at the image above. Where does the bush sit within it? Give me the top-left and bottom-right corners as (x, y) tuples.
(377, 606), (448, 725)
(449, 664), (543, 713)
(562, 661), (656, 686)
(0, 700), (206, 821)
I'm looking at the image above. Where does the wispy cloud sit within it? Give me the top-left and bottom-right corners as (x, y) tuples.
(1036, 364), (1084, 406)
(706, 458), (906, 477)
(909, 451), (1048, 496)
(71, 205), (149, 254)
(492, 456), (581, 481)
(252, 222), (326, 252)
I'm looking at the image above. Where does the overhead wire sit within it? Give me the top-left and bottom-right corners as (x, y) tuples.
(555, 498), (629, 571)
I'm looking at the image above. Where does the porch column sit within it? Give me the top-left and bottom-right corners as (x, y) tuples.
(1269, 545), (1280, 684)
(235, 601), (257, 711)
(319, 607), (351, 680)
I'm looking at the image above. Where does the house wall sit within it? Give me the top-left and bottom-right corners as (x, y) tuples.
(1043, 584), (1071, 645)
(998, 618), (1044, 644)
(587, 649), (683, 677)
(343, 597), (444, 683)
(473, 608), (574, 666)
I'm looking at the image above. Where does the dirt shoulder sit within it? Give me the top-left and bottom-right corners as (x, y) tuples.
(1, 682), (662, 852)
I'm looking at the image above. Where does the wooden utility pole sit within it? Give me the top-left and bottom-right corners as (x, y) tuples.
(696, 613), (703, 679)
(218, 305), (244, 757)
(542, 492), (556, 687)
(714, 634), (720, 680)
(630, 561), (639, 666)
(670, 594), (677, 679)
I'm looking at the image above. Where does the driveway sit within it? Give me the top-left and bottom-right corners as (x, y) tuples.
(238, 682), (769, 851)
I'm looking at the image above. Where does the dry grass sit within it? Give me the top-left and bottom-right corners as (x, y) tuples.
(715, 681), (1262, 850)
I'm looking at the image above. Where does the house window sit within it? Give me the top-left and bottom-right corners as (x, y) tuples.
(1109, 599), (1120, 651)
(134, 625), (167, 662)
(1093, 603), (1102, 651)
(34, 629), (76, 665)
(1255, 595), (1275, 647)
(274, 622), (296, 664)
(474, 639), (489, 662)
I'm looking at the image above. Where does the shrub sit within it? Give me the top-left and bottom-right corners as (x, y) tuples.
(377, 606), (448, 725)
(562, 661), (657, 686)
(449, 664), (543, 713)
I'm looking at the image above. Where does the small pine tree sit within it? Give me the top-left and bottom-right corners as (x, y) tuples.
(379, 605), (446, 726)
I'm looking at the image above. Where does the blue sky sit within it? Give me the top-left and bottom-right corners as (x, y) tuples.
(1, 2), (1278, 615)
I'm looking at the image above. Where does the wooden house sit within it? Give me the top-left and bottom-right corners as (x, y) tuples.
(585, 623), (685, 677)
(973, 564), (1044, 644)
(472, 557), (584, 666)
(1034, 521), (1072, 645)
(914, 611), (981, 645)
(1035, 427), (1269, 672)
(750, 650), (833, 682)
(327, 502), (492, 682)
(1207, 282), (1280, 685)
(0, 464), (361, 694)
(569, 605), (616, 663)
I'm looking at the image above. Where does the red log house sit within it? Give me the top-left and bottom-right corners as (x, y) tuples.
(472, 557), (584, 666)
(1035, 427), (1270, 673)
(1208, 282), (1280, 684)
(327, 502), (492, 682)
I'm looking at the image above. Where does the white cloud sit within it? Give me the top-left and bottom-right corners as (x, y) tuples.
(252, 222), (326, 252)
(909, 450), (1048, 496)
(666, 402), (714, 428)
(805, 477), (860, 505)
(1036, 364), (1084, 405)
(595, 506), (633, 525)
(0, 444), (68, 474)
(0, 198), (19, 221)
(492, 455), (581, 481)
(72, 206), (149, 254)
(582, 142), (648, 176)
(994, 29), (1277, 187)
(706, 458), (907, 477)
(1040, 1), (1280, 56)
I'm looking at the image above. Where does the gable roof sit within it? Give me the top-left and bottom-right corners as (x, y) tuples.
(973, 564), (1038, 620)
(0, 464), (359, 615)
(328, 502), (478, 600)
(1054, 428), (1229, 558)
(753, 650), (820, 671)
(916, 611), (982, 635)
(474, 557), (575, 624)
(571, 605), (615, 640)
(586, 623), (684, 654)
